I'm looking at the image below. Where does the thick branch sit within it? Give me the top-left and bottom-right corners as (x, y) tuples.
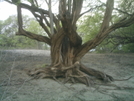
(51, 29), (64, 64)
(43, 17), (57, 34)
(99, 0), (114, 33)
(68, 0), (72, 13)
(34, 0), (39, 7)
(16, 30), (51, 45)
(31, 11), (52, 37)
(114, 8), (132, 16)
(59, 0), (66, 14)
(17, 5), (23, 31)
(75, 14), (134, 61)
(20, 3), (60, 34)
(47, 0), (54, 34)
(13, 2), (59, 35)
(108, 35), (134, 44)
(74, 0), (114, 60)
(16, 4), (51, 45)
(72, 0), (83, 25)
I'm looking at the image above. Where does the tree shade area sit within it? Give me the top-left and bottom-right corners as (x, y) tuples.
(1, 0), (134, 85)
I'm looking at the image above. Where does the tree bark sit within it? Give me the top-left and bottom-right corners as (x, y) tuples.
(27, 27), (114, 86)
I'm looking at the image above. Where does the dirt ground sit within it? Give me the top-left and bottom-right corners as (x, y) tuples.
(0, 50), (134, 101)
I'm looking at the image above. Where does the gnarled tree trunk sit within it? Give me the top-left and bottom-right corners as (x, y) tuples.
(27, 27), (114, 86)
(5, 0), (134, 86)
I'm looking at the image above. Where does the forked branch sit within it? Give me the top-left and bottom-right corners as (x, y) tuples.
(16, 31), (51, 45)
(75, 0), (134, 60)
(31, 11), (52, 37)
(46, 0), (54, 35)
(6, 0), (60, 37)
(17, 4), (51, 45)
(75, 14), (134, 60)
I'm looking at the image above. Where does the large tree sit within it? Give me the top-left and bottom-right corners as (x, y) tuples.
(4, 0), (134, 85)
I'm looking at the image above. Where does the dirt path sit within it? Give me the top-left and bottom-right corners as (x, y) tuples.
(0, 50), (134, 101)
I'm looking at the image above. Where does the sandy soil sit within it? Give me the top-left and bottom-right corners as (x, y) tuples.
(0, 50), (134, 101)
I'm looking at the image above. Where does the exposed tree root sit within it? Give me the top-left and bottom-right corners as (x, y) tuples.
(80, 64), (114, 82)
(26, 62), (116, 86)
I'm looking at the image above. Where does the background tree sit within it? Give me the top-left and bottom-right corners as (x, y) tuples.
(0, 15), (48, 49)
(96, 24), (134, 53)
(3, 0), (134, 85)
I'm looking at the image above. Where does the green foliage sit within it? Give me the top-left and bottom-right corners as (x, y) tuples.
(93, 23), (134, 53)
(121, 43), (134, 53)
(25, 19), (44, 35)
(117, 0), (134, 15)
(12, 0), (21, 4)
(78, 12), (103, 42)
(0, 15), (47, 49)
(36, 63), (49, 68)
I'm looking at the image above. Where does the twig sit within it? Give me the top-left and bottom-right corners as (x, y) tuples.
(114, 76), (134, 81)
(94, 82), (134, 90)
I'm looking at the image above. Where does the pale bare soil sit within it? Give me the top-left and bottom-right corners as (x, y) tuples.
(0, 50), (134, 101)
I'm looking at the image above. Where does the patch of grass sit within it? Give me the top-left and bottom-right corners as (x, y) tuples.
(36, 63), (48, 68)
(39, 63), (49, 68)
(41, 64), (47, 68)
